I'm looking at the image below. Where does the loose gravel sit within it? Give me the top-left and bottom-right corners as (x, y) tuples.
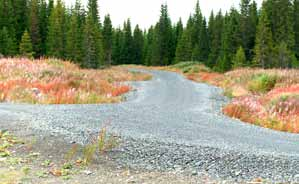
(1, 69), (299, 182)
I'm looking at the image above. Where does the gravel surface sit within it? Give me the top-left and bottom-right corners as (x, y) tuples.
(1, 69), (299, 182)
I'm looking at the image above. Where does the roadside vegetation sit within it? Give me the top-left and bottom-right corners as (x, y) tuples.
(168, 62), (299, 133)
(0, 129), (119, 183)
(0, 58), (151, 104)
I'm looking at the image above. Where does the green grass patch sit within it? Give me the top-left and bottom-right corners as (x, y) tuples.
(248, 73), (277, 93)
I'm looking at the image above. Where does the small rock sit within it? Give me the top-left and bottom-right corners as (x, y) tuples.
(82, 170), (93, 175)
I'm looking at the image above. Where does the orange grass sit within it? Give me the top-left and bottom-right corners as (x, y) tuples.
(0, 58), (151, 104)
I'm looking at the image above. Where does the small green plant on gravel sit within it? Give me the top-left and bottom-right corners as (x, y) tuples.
(248, 73), (277, 93)
(21, 166), (31, 175)
(82, 144), (97, 165)
(81, 127), (120, 165)
(65, 144), (79, 162)
(36, 171), (48, 178)
(41, 159), (52, 167)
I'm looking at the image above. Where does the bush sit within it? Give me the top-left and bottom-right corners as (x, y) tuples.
(248, 73), (277, 93)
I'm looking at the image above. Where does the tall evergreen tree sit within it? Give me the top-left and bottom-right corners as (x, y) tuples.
(103, 14), (113, 65)
(294, 0), (299, 59)
(254, 5), (274, 68)
(208, 11), (224, 68)
(151, 4), (174, 65)
(132, 25), (144, 64)
(197, 18), (210, 63)
(175, 28), (192, 63)
(120, 19), (133, 64)
(83, 0), (104, 68)
(112, 27), (123, 65)
(0, 27), (16, 56)
(66, 0), (84, 63)
(29, 0), (41, 57)
(46, 0), (66, 58)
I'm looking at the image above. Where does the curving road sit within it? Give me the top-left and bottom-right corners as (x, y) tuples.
(1, 69), (299, 181)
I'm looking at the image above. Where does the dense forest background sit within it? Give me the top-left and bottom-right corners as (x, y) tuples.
(0, 0), (299, 72)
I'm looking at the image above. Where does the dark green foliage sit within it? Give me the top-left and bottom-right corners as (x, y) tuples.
(120, 19), (133, 64)
(0, 0), (298, 70)
(294, 0), (299, 59)
(254, 6), (274, 68)
(83, 6), (104, 68)
(65, 0), (84, 63)
(233, 46), (246, 69)
(103, 15), (113, 65)
(46, 0), (66, 58)
(132, 25), (144, 64)
(0, 27), (17, 56)
(19, 30), (34, 58)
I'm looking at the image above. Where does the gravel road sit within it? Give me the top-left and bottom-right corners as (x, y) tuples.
(1, 69), (299, 182)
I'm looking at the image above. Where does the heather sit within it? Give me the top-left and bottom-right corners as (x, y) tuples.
(0, 58), (151, 104)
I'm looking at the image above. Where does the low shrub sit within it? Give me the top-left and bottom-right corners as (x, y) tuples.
(248, 73), (277, 93)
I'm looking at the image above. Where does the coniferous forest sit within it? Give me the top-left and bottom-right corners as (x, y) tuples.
(1, 0), (299, 72)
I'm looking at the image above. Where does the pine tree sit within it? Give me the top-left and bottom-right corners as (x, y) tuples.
(254, 5), (274, 68)
(174, 18), (183, 48)
(197, 18), (210, 63)
(29, 0), (41, 57)
(103, 14), (113, 65)
(274, 42), (294, 68)
(47, 0), (66, 58)
(151, 4), (174, 65)
(112, 28), (123, 65)
(208, 11), (224, 68)
(19, 30), (34, 58)
(132, 25), (144, 64)
(0, 27), (17, 56)
(65, 0), (84, 63)
(13, 0), (28, 42)
(294, 0), (299, 59)
(175, 29), (192, 63)
(39, 0), (49, 55)
(120, 19), (133, 64)
(191, 0), (203, 61)
(143, 26), (154, 66)
(83, 0), (104, 68)
(233, 46), (246, 69)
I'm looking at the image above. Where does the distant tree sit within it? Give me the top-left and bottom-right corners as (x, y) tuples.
(120, 19), (133, 64)
(0, 27), (17, 56)
(19, 30), (34, 58)
(151, 4), (174, 65)
(29, 0), (41, 57)
(103, 15), (113, 65)
(66, 0), (84, 63)
(197, 18), (210, 63)
(132, 25), (144, 64)
(39, 0), (49, 55)
(175, 29), (192, 63)
(83, 0), (104, 68)
(254, 5), (274, 68)
(112, 28), (122, 65)
(232, 46), (246, 69)
(47, 0), (66, 58)
(294, 0), (299, 59)
(274, 42), (295, 68)
(208, 11), (224, 68)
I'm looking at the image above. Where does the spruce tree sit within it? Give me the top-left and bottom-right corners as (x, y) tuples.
(46, 0), (66, 58)
(66, 0), (84, 63)
(175, 29), (192, 63)
(197, 18), (210, 63)
(254, 5), (274, 68)
(112, 28), (123, 65)
(294, 0), (299, 59)
(19, 30), (34, 58)
(83, 0), (104, 68)
(132, 25), (144, 64)
(120, 19), (133, 64)
(208, 11), (224, 68)
(233, 46), (246, 69)
(29, 0), (41, 57)
(0, 27), (17, 56)
(103, 15), (113, 65)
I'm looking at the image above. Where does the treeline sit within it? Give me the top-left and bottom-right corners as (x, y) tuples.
(0, 0), (299, 71)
